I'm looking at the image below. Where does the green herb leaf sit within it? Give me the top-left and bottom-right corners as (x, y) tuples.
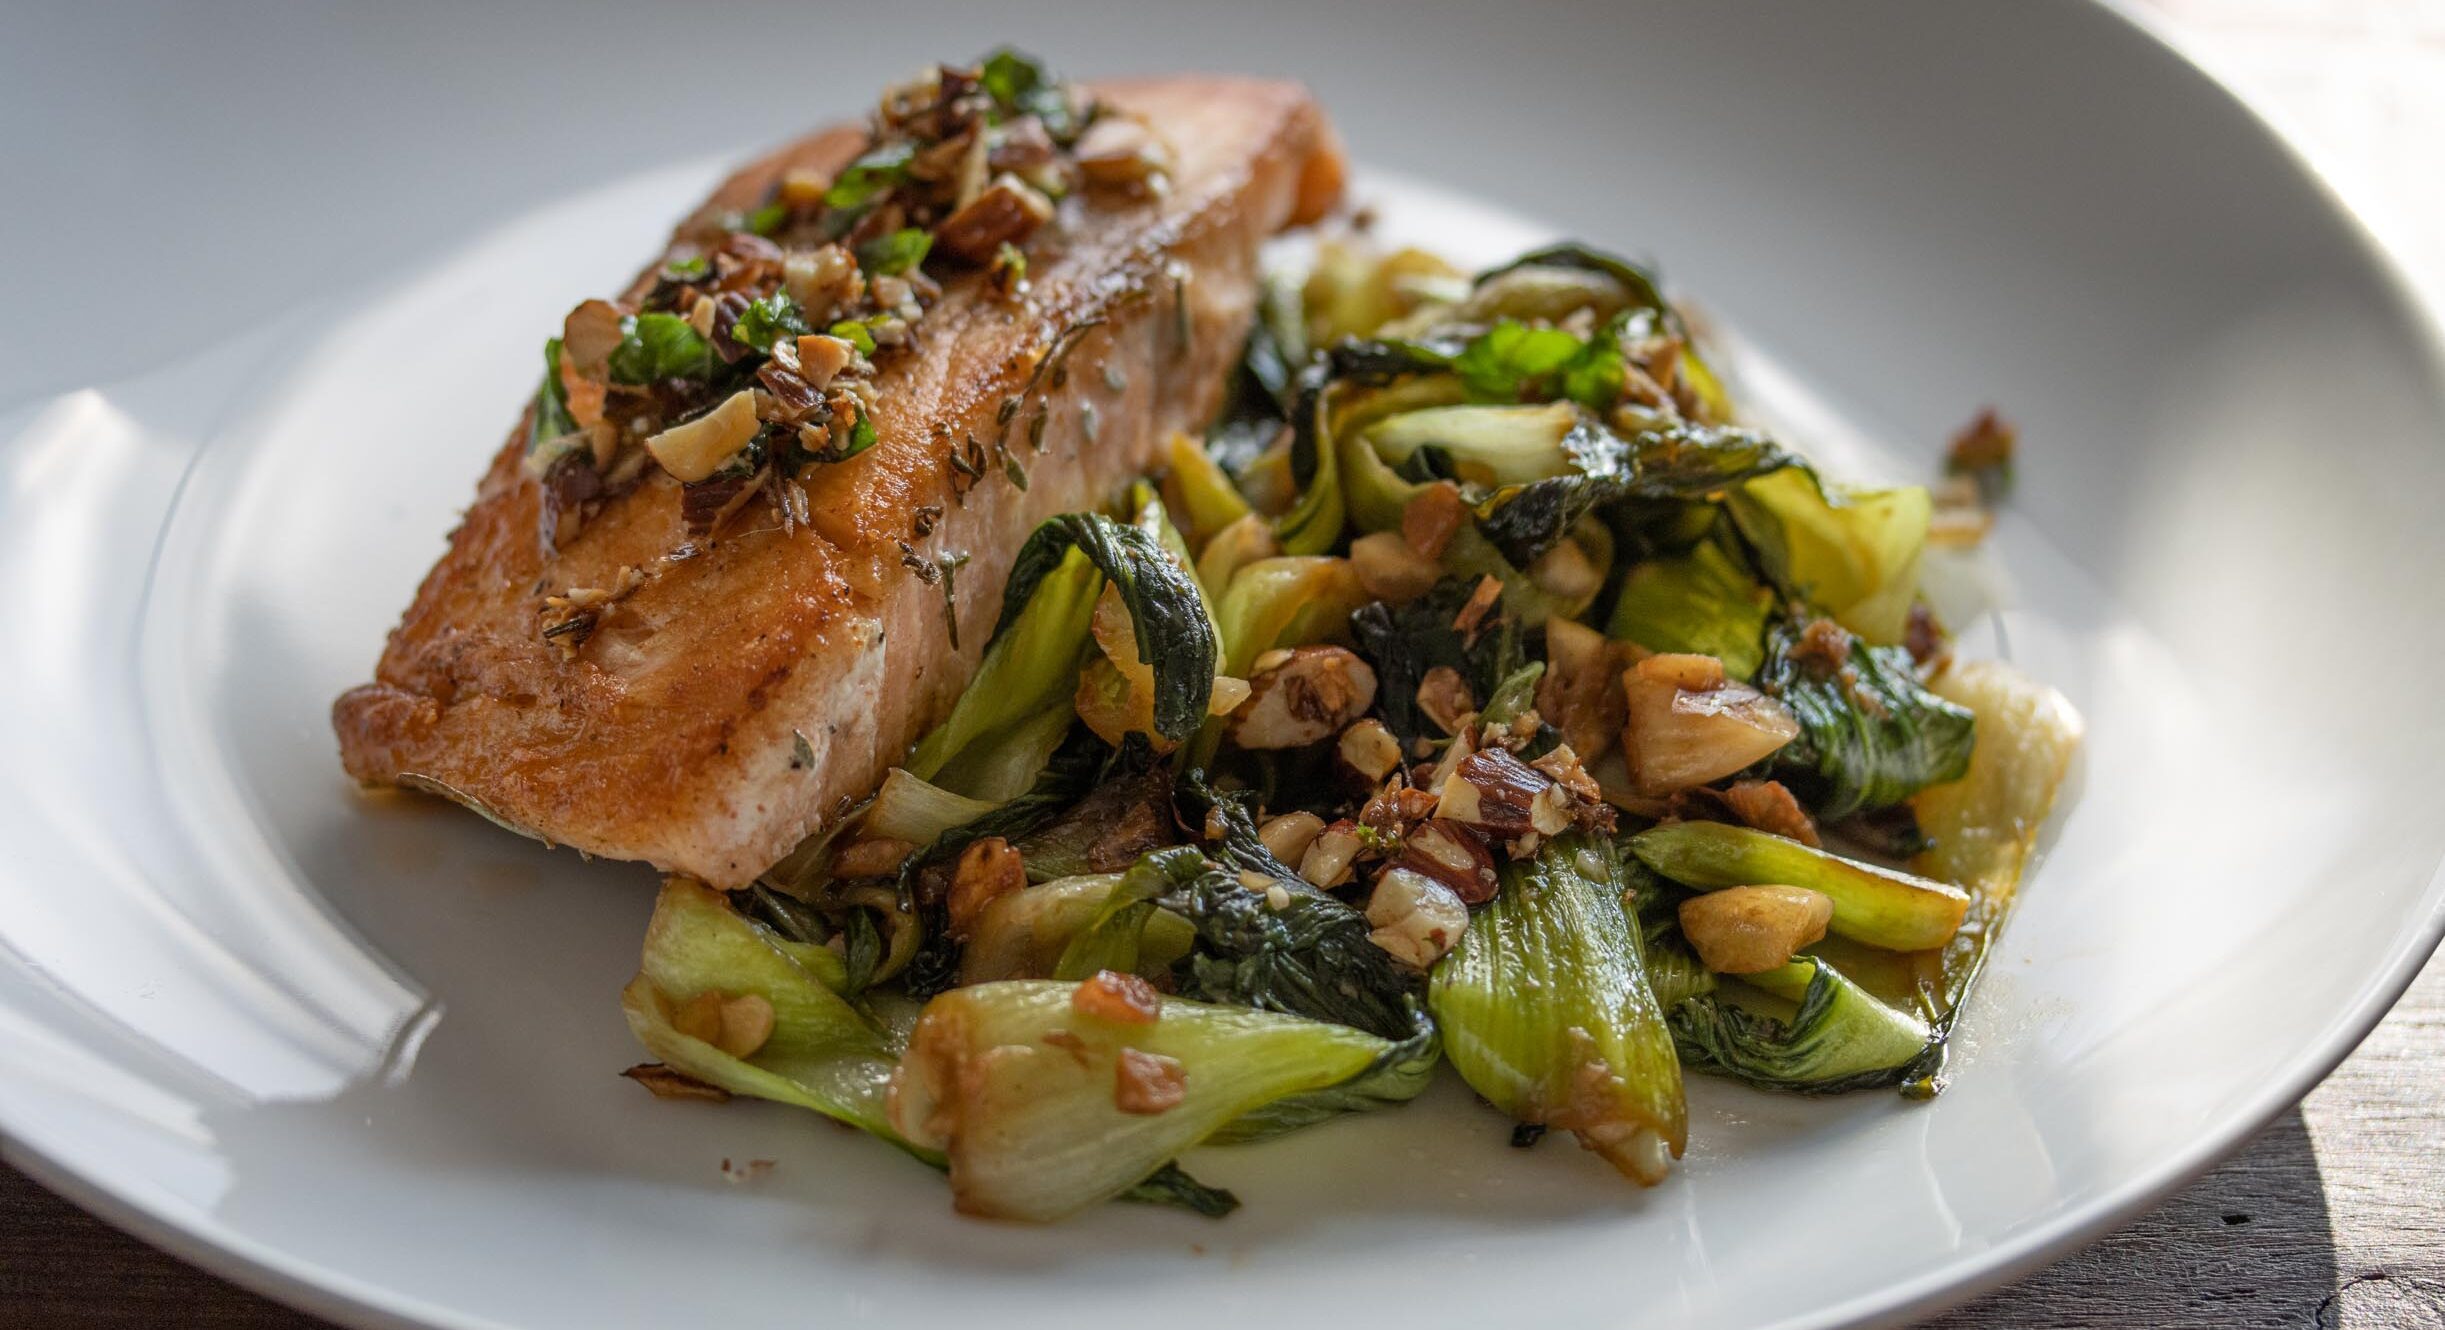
(1454, 320), (1591, 403)
(978, 47), (1081, 140)
(662, 255), (710, 281)
(823, 141), (916, 212)
(528, 338), (577, 456)
(829, 319), (877, 355)
(607, 312), (718, 384)
(858, 227), (934, 277)
(730, 293), (812, 354)
(744, 201), (788, 237)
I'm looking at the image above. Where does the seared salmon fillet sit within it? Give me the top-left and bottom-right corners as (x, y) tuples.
(334, 74), (1345, 888)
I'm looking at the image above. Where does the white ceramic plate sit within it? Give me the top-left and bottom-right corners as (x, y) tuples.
(5, 4), (2443, 1328)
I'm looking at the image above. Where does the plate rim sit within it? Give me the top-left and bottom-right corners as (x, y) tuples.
(7, 3), (2445, 1327)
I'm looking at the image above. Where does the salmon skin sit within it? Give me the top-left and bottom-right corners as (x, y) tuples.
(334, 76), (1345, 888)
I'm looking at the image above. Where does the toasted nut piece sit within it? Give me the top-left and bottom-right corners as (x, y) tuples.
(1257, 811), (1327, 864)
(1720, 779), (1822, 847)
(1208, 675), (1252, 716)
(1337, 718), (1404, 785)
(715, 994), (777, 1059)
(1452, 575), (1503, 636)
(1621, 657), (1799, 796)
(1538, 618), (1627, 762)
(1349, 530), (1441, 602)
(1229, 646), (1378, 749)
(645, 390), (762, 483)
(777, 167), (831, 208)
(832, 837), (916, 878)
(560, 298), (626, 377)
(1434, 747), (1554, 836)
(1298, 819), (1365, 888)
(1074, 115), (1172, 191)
(946, 837), (1027, 938)
(1415, 665), (1476, 735)
(1365, 866), (1471, 968)
(1528, 537), (1604, 604)
(1679, 885), (1833, 974)
(1072, 969), (1162, 1025)
(1113, 1047), (1188, 1114)
(1398, 818), (1499, 903)
(782, 244), (860, 323)
(793, 333), (856, 390)
(1402, 481), (1470, 559)
(934, 173), (1055, 263)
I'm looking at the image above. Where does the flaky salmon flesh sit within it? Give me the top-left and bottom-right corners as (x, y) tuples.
(334, 76), (1345, 888)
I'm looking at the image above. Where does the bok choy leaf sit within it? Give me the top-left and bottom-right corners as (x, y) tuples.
(1628, 821), (1969, 953)
(1758, 618), (1976, 821)
(1429, 832), (1686, 1184)
(889, 979), (1409, 1220)
(1668, 956), (1932, 1094)
(998, 513), (1218, 742)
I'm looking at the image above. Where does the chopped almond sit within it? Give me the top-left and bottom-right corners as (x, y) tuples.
(1297, 819), (1365, 888)
(1257, 811), (1327, 864)
(1337, 718), (1405, 785)
(1229, 646), (1378, 749)
(1398, 818), (1499, 903)
(1452, 575), (1503, 637)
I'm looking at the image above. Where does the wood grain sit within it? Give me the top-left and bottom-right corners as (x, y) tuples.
(8, 3), (2444, 1327)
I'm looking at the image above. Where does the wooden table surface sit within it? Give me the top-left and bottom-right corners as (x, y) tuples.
(7, 3), (2443, 1327)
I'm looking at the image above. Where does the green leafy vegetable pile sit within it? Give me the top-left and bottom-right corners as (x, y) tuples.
(612, 231), (2080, 1222)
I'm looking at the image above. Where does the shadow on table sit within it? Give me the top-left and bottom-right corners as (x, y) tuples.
(1931, 1109), (2345, 1328)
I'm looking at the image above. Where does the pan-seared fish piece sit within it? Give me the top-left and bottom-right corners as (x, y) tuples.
(335, 69), (1344, 887)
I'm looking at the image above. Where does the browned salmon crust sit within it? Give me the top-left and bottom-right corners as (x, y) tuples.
(334, 77), (1342, 888)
